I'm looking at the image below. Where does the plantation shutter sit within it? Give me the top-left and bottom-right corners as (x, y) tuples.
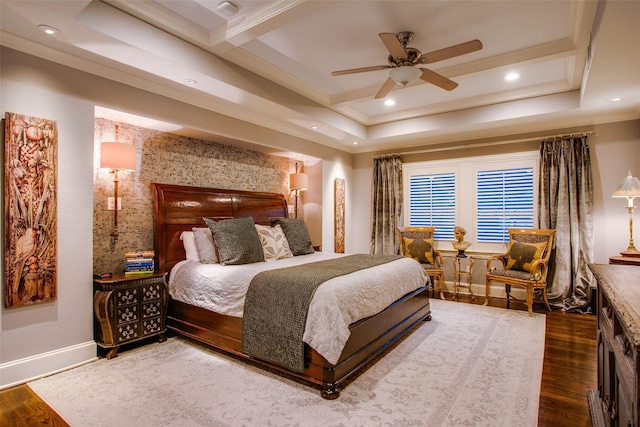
(476, 167), (534, 243)
(408, 173), (456, 239)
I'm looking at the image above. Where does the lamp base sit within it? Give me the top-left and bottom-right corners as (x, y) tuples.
(620, 247), (640, 258)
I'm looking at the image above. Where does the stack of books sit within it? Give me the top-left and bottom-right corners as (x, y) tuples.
(125, 250), (155, 274)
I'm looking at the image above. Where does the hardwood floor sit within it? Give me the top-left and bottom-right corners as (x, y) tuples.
(0, 294), (596, 427)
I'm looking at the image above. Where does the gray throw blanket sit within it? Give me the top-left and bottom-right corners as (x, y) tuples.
(242, 254), (403, 373)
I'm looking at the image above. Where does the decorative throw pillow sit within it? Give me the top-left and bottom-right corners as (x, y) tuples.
(402, 236), (435, 265)
(204, 217), (265, 265)
(192, 227), (218, 263)
(270, 218), (314, 256)
(180, 231), (200, 261)
(506, 240), (547, 272)
(255, 224), (293, 261)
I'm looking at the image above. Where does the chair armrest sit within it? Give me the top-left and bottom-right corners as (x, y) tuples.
(529, 258), (549, 281)
(433, 249), (444, 268)
(486, 253), (508, 269)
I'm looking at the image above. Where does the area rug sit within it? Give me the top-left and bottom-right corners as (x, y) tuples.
(29, 299), (546, 426)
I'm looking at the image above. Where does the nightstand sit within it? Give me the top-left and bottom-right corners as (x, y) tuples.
(452, 256), (475, 301)
(93, 272), (168, 359)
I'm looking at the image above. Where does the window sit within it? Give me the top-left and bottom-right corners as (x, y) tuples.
(403, 152), (538, 252)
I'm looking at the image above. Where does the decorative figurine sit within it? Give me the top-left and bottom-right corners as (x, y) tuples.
(452, 226), (471, 258)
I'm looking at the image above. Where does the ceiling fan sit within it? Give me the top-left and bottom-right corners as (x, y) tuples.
(331, 31), (483, 99)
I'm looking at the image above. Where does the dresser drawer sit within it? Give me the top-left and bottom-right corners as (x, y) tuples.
(142, 283), (163, 301)
(142, 317), (163, 336)
(117, 305), (139, 324)
(142, 300), (162, 318)
(117, 321), (140, 343)
(116, 288), (139, 307)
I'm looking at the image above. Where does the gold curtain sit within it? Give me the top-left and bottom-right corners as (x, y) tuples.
(370, 154), (403, 255)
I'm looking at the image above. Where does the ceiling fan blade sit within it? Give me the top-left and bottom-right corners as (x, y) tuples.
(418, 39), (483, 64)
(331, 65), (391, 76)
(419, 68), (458, 91)
(374, 77), (397, 99)
(379, 33), (407, 59)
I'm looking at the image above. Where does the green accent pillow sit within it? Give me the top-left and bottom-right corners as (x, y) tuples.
(403, 236), (435, 265)
(506, 241), (547, 272)
(204, 217), (264, 265)
(270, 218), (314, 256)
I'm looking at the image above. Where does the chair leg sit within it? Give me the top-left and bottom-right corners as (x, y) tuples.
(540, 288), (551, 312)
(438, 273), (445, 300)
(526, 287), (534, 317)
(505, 284), (511, 308)
(484, 279), (491, 306)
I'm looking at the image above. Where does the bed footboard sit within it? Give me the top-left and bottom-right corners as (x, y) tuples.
(166, 286), (431, 399)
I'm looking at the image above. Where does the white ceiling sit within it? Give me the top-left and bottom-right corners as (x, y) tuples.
(1, 0), (639, 154)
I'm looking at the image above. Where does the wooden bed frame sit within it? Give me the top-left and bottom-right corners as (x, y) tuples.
(151, 182), (431, 399)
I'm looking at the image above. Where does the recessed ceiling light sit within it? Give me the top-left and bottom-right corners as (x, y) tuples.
(352, 141), (359, 145)
(38, 25), (60, 36)
(217, 1), (239, 17)
(384, 99), (395, 106)
(311, 125), (318, 130)
(505, 72), (519, 81)
(610, 97), (621, 102)
(185, 79), (197, 86)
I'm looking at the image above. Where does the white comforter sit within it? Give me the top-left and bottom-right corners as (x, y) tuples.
(169, 252), (429, 364)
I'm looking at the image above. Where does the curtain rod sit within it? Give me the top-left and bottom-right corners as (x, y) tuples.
(371, 153), (401, 159)
(398, 130), (598, 155)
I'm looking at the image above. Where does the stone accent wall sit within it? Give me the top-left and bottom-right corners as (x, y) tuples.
(93, 118), (293, 274)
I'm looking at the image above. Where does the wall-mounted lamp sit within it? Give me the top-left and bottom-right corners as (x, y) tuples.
(612, 170), (640, 257)
(289, 162), (308, 218)
(100, 128), (136, 241)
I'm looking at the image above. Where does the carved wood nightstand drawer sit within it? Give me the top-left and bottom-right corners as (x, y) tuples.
(117, 322), (139, 343)
(142, 300), (162, 318)
(142, 284), (162, 301)
(116, 288), (139, 306)
(142, 317), (163, 335)
(94, 272), (168, 359)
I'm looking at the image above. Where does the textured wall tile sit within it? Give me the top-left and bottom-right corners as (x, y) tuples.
(93, 119), (294, 274)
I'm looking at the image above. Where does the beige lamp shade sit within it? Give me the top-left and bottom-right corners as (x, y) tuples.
(100, 142), (136, 170)
(289, 172), (308, 191)
(612, 171), (640, 199)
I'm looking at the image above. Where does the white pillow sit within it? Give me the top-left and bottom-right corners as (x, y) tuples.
(255, 224), (294, 261)
(192, 227), (218, 263)
(180, 231), (200, 261)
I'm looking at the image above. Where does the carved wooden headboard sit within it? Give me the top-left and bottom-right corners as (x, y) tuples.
(151, 183), (288, 274)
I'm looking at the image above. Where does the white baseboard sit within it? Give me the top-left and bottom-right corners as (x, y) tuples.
(0, 341), (97, 390)
(442, 282), (528, 301)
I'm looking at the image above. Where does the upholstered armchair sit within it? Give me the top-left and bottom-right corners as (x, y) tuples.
(397, 226), (445, 299)
(485, 228), (556, 316)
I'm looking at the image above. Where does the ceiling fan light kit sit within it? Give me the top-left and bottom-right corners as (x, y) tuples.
(332, 31), (483, 99)
(390, 66), (422, 86)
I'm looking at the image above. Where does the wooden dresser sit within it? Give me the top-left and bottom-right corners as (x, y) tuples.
(588, 264), (640, 427)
